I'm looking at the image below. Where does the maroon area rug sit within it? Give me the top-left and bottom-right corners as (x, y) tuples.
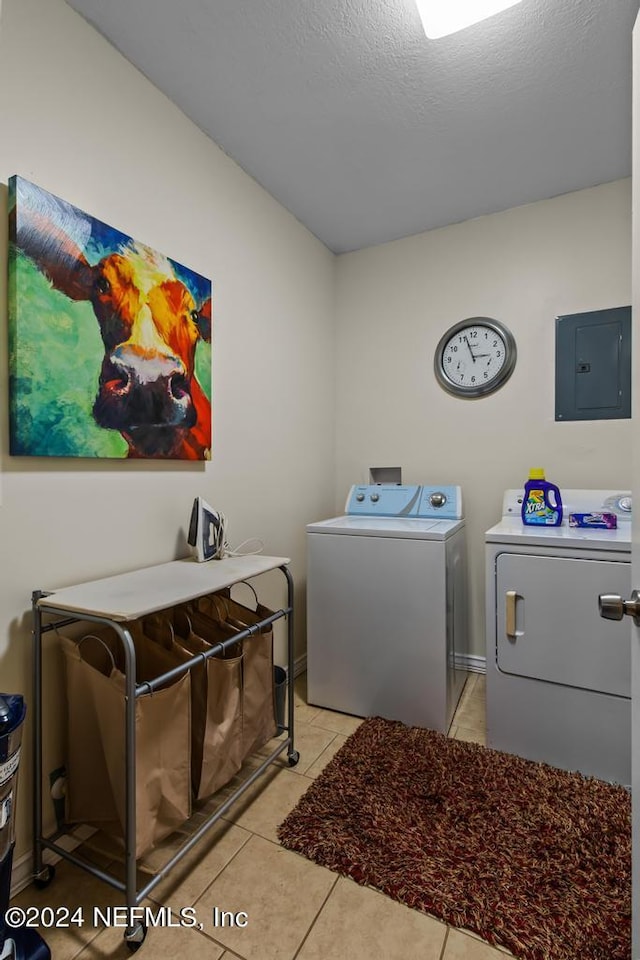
(278, 717), (631, 960)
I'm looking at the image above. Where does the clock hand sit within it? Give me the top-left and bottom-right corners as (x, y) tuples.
(463, 336), (477, 363)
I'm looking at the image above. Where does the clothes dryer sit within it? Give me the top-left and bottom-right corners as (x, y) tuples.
(485, 489), (631, 784)
(307, 484), (469, 732)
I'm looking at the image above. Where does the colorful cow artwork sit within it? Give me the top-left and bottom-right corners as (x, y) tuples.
(8, 176), (212, 459)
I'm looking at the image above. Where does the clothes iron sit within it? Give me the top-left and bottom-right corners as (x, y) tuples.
(187, 497), (227, 561)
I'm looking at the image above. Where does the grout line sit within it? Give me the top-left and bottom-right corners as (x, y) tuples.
(301, 733), (339, 776)
(67, 920), (110, 960)
(307, 717), (354, 733)
(439, 925), (450, 960)
(290, 873), (340, 960)
(187, 825), (254, 909)
(199, 928), (247, 957)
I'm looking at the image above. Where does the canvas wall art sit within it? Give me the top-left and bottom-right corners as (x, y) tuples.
(8, 176), (212, 460)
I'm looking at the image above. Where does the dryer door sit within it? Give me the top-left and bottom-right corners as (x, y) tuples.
(496, 552), (630, 697)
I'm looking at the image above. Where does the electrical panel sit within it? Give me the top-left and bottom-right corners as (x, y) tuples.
(555, 306), (631, 421)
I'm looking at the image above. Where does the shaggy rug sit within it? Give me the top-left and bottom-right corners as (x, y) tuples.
(277, 717), (631, 960)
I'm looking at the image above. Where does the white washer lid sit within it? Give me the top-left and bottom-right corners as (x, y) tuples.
(307, 515), (464, 540)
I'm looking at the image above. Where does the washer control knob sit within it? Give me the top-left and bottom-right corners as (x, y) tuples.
(430, 492), (447, 508)
(356, 493), (365, 502)
(599, 590), (640, 626)
(618, 496), (632, 513)
(370, 493), (379, 503)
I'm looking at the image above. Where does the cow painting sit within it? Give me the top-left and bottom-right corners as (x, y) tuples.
(8, 176), (212, 460)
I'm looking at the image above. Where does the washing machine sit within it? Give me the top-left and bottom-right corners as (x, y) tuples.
(306, 484), (469, 732)
(485, 489), (632, 784)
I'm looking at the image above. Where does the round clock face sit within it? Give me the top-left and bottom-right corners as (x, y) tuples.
(434, 317), (517, 398)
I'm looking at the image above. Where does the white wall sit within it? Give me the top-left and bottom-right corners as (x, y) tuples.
(0, 0), (633, 867)
(335, 180), (632, 659)
(0, 0), (336, 854)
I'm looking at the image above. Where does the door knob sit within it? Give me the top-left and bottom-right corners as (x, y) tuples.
(598, 590), (640, 626)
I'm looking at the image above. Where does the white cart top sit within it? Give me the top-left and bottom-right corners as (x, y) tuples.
(38, 555), (290, 621)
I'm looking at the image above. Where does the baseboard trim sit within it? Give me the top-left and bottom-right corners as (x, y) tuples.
(456, 653), (486, 674)
(293, 654), (307, 678)
(11, 850), (37, 898)
(9, 849), (60, 899)
(11, 824), (99, 898)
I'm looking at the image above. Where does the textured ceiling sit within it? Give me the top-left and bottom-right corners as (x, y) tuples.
(66, 0), (640, 253)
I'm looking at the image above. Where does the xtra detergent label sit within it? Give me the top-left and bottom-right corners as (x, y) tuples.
(524, 489), (557, 524)
(0, 749), (20, 788)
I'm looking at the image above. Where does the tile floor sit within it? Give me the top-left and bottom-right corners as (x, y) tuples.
(13, 672), (515, 959)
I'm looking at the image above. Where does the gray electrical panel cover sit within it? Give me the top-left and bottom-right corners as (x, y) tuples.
(555, 306), (631, 421)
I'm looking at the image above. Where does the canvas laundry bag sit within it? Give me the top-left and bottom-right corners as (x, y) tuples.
(197, 587), (277, 758)
(170, 607), (243, 800)
(60, 620), (191, 859)
(60, 629), (121, 828)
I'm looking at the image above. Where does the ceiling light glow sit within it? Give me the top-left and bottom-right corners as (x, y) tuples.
(416, 0), (523, 39)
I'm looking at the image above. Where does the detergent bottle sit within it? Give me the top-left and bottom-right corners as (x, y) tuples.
(521, 468), (563, 526)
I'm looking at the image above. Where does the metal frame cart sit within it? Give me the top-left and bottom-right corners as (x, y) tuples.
(30, 555), (298, 950)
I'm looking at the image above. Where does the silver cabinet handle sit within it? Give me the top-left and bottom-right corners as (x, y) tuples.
(599, 590), (640, 626)
(506, 590), (518, 638)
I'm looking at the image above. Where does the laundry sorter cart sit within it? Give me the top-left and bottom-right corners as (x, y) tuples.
(30, 555), (298, 951)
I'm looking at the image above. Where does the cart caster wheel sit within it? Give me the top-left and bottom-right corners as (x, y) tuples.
(33, 864), (55, 889)
(288, 750), (300, 767)
(124, 923), (146, 951)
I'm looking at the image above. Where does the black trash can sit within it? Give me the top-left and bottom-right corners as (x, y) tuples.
(0, 694), (50, 960)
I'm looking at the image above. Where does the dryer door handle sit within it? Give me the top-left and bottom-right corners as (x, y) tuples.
(505, 590), (520, 638)
(599, 590), (640, 626)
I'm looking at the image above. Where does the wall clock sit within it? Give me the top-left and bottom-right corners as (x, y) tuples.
(434, 317), (517, 399)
